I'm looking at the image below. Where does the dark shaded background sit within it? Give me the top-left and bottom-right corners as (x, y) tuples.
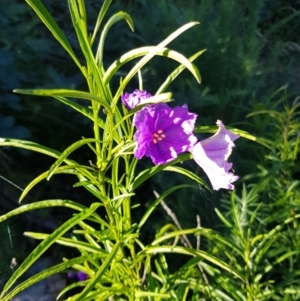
(1, 0), (300, 296)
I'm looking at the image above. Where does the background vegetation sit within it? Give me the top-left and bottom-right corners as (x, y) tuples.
(0, 0), (300, 299)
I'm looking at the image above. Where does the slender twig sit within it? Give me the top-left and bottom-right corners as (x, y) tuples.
(153, 190), (209, 285)
(0, 175), (24, 191)
(141, 257), (150, 287)
(196, 214), (201, 250)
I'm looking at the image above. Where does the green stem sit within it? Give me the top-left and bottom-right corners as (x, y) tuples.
(86, 69), (102, 167)
(93, 101), (102, 162)
(123, 155), (132, 229)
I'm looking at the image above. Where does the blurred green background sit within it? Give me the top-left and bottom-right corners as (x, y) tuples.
(1, 0), (300, 298)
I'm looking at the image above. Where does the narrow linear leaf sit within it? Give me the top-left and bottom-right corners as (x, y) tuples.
(54, 96), (104, 127)
(67, 0), (107, 101)
(91, 0), (113, 44)
(53, 96), (121, 143)
(1, 203), (101, 298)
(24, 232), (108, 254)
(0, 138), (107, 203)
(0, 138), (62, 160)
(24, 0), (82, 71)
(194, 125), (272, 149)
(73, 241), (121, 301)
(250, 213), (300, 260)
(1, 254), (102, 301)
(151, 228), (205, 246)
(164, 166), (208, 188)
(130, 153), (192, 191)
(112, 92), (173, 132)
(73, 180), (94, 188)
(19, 165), (96, 202)
(96, 11), (134, 64)
(135, 291), (170, 298)
(140, 245), (245, 282)
(264, 10), (300, 37)
(156, 49), (206, 95)
(113, 22), (200, 104)
(47, 138), (99, 180)
(246, 110), (282, 118)
(112, 140), (135, 157)
(139, 184), (194, 229)
(0, 200), (87, 223)
(104, 47), (201, 85)
(13, 89), (112, 114)
(77, 290), (114, 301)
(201, 231), (245, 258)
(56, 281), (87, 300)
(111, 193), (135, 203)
(214, 208), (233, 228)
(284, 288), (300, 294)
(128, 93), (173, 114)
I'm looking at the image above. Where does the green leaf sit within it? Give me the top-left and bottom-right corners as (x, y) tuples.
(0, 139), (100, 202)
(138, 184), (194, 229)
(0, 254), (103, 301)
(264, 10), (300, 37)
(112, 141), (135, 157)
(139, 245), (245, 282)
(200, 230), (245, 258)
(56, 281), (87, 300)
(112, 22), (200, 105)
(104, 47), (201, 86)
(54, 96), (105, 127)
(284, 288), (300, 294)
(151, 228), (205, 246)
(135, 291), (171, 299)
(0, 138), (62, 160)
(214, 208), (233, 228)
(19, 165), (97, 202)
(194, 125), (272, 149)
(130, 93), (173, 112)
(80, 181), (107, 203)
(13, 89), (112, 114)
(96, 11), (134, 64)
(0, 138), (106, 202)
(24, 232), (108, 254)
(130, 153), (191, 191)
(111, 156), (120, 198)
(0, 203), (101, 298)
(250, 213), (300, 260)
(47, 138), (99, 180)
(246, 109), (282, 118)
(112, 92), (173, 132)
(164, 166), (209, 188)
(0, 200), (87, 222)
(67, 0), (107, 102)
(91, 0), (113, 45)
(53, 96), (121, 143)
(73, 241), (121, 301)
(156, 49), (206, 95)
(24, 0), (82, 71)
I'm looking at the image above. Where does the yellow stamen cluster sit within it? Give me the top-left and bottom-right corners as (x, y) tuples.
(152, 129), (166, 144)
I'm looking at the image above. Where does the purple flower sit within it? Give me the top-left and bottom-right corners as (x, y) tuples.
(191, 120), (239, 190)
(67, 271), (88, 281)
(77, 271), (88, 281)
(133, 103), (197, 165)
(121, 89), (152, 109)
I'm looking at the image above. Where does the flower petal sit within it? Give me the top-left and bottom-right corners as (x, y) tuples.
(77, 271), (88, 281)
(121, 89), (152, 109)
(133, 103), (197, 165)
(191, 120), (239, 190)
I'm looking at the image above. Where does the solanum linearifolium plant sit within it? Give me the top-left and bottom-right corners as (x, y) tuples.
(0, 0), (251, 300)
